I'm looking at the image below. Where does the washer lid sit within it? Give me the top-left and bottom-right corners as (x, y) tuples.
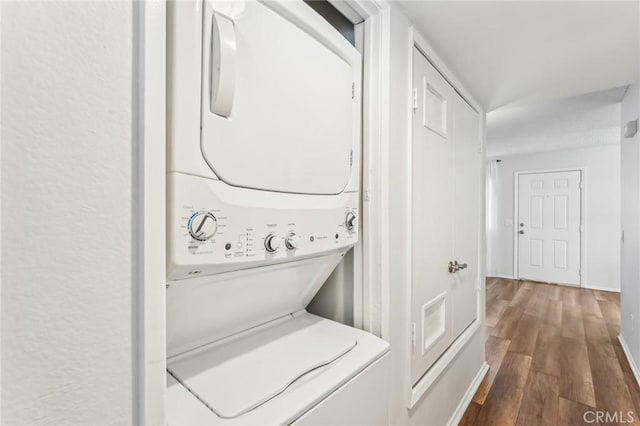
(167, 315), (356, 419)
(200, 1), (361, 195)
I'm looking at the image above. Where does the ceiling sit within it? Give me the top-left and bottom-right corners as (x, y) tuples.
(398, 1), (640, 111)
(485, 86), (626, 157)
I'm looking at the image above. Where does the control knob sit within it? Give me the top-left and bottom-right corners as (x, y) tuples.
(345, 212), (357, 231)
(264, 234), (283, 253)
(188, 211), (218, 241)
(285, 233), (302, 250)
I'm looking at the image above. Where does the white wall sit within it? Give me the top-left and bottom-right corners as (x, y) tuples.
(308, 251), (354, 326)
(385, 5), (486, 424)
(1, 2), (135, 423)
(488, 144), (621, 291)
(620, 81), (640, 374)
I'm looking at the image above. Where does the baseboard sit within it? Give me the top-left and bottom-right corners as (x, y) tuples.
(487, 274), (515, 280)
(488, 279), (621, 293)
(618, 335), (640, 388)
(582, 284), (620, 293)
(447, 362), (489, 426)
(410, 320), (481, 407)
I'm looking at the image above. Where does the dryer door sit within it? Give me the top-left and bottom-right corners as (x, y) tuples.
(200, 1), (361, 195)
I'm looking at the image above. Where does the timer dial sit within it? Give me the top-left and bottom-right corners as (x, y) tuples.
(188, 211), (218, 241)
(345, 212), (357, 231)
(264, 234), (283, 253)
(285, 233), (302, 250)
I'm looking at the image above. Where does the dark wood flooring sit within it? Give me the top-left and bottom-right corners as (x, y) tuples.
(460, 278), (640, 426)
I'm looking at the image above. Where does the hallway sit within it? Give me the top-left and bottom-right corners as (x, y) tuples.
(461, 278), (640, 425)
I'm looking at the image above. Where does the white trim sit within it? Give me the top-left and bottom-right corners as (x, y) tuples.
(618, 335), (640, 389)
(346, 0), (387, 19)
(404, 24), (417, 409)
(447, 362), (489, 426)
(352, 21), (365, 331)
(513, 167), (586, 287)
(349, 0), (390, 338)
(488, 274), (516, 280)
(410, 320), (482, 407)
(134, 1), (166, 424)
(329, 0), (365, 24)
(583, 284), (620, 293)
(411, 30), (482, 113)
(0, 0), (3, 416)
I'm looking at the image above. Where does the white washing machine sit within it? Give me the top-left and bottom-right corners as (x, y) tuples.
(166, 0), (390, 424)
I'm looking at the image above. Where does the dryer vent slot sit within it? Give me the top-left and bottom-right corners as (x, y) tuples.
(421, 292), (447, 355)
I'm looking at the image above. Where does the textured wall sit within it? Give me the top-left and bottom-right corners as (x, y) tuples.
(1, 2), (134, 424)
(620, 82), (640, 370)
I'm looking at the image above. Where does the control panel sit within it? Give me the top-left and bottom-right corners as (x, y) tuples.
(168, 173), (359, 280)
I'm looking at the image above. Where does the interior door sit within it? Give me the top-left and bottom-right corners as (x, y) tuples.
(518, 171), (581, 285)
(451, 96), (481, 338)
(411, 47), (454, 385)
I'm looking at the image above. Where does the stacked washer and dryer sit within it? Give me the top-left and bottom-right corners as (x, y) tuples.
(166, 1), (390, 424)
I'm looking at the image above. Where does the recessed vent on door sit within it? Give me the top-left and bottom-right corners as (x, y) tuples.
(423, 81), (448, 137)
(421, 292), (447, 355)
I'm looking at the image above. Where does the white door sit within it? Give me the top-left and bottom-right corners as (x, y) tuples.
(411, 47), (454, 384)
(451, 95), (481, 339)
(411, 47), (482, 384)
(517, 171), (582, 285)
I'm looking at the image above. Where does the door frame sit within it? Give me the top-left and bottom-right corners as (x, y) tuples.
(407, 29), (486, 408)
(332, 0), (390, 338)
(513, 167), (586, 287)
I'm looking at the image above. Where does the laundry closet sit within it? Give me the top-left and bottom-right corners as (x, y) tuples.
(165, 0), (390, 424)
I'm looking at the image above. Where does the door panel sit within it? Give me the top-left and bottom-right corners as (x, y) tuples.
(518, 171), (581, 285)
(451, 95), (481, 339)
(411, 47), (454, 385)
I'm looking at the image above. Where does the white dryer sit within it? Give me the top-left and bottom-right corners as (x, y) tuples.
(166, 1), (390, 424)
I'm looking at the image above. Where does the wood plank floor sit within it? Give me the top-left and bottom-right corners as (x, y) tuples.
(460, 278), (640, 426)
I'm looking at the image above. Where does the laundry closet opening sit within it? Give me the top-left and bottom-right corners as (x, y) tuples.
(303, 0), (356, 46)
(164, 1), (388, 424)
(304, 1), (362, 328)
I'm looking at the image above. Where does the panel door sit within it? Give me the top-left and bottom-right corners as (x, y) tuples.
(451, 95), (481, 338)
(518, 171), (581, 285)
(411, 47), (455, 385)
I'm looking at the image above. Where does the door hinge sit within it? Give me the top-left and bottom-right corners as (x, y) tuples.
(352, 82), (355, 99)
(411, 322), (416, 347)
(349, 149), (353, 166)
(364, 189), (371, 202)
(412, 88), (418, 112)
